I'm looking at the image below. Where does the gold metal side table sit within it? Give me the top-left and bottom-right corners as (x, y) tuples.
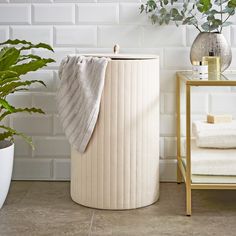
(176, 71), (236, 216)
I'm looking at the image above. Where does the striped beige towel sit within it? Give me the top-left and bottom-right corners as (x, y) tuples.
(57, 55), (110, 153)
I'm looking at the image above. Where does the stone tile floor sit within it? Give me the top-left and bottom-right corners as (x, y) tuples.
(0, 182), (236, 236)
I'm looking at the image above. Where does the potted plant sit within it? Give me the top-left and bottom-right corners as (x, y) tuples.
(0, 39), (54, 209)
(141, 0), (236, 71)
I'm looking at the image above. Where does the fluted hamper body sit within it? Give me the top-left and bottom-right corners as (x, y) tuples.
(71, 54), (159, 210)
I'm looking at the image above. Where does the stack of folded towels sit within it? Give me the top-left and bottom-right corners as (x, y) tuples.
(193, 115), (236, 149)
(190, 114), (236, 177)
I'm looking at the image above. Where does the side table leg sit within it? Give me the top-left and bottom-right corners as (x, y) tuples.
(186, 183), (192, 216)
(176, 75), (182, 184)
(186, 84), (192, 216)
(177, 164), (182, 184)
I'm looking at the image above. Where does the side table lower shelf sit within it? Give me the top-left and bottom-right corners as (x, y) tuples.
(179, 158), (236, 185)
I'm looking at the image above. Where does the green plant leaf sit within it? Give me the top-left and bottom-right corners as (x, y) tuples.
(13, 88), (29, 93)
(201, 22), (210, 31)
(140, 4), (145, 13)
(0, 70), (18, 80)
(183, 16), (195, 25)
(150, 14), (159, 24)
(10, 58), (55, 76)
(0, 97), (45, 115)
(197, 0), (212, 12)
(0, 80), (46, 97)
(17, 54), (42, 63)
(0, 38), (54, 148)
(0, 47), (20, 71)
(228, 0), (236, 8)
(0, 98), (15, 112)
(0, 76), (20, 86)
(222, 21), (233, 27)
(0, 39), (54, 52)
(0, 39), (34, 47)
(0, 131), (14, 142)
(20, 43), (54, 52)
(0, 107), (44, 122)
(163, 0), (169, 5)
(0, 125), (33, 148)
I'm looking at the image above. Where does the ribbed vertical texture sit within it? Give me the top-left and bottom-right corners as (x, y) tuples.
(71, 58), (159, 210)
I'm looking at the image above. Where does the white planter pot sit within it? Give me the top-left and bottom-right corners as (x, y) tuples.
(0, 140), (14, 209)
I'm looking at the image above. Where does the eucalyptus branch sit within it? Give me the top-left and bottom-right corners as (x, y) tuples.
(190, 13), (202, 32)
(141, 0), (236, 33)
(220, 0), (223, 33)
(220, 10), (234, 33)
(192, 23), (202, 32)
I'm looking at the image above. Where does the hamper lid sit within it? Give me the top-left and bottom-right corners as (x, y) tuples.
(80, 53), (158, 60)
(79, 44), (158, 60)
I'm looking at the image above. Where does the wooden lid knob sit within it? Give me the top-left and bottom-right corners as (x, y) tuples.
(113, 44), (120, 54)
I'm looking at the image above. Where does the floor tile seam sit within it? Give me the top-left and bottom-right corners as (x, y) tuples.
(88, 210), (95, 236)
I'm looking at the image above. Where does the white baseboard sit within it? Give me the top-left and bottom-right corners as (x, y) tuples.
(160, 160), (177, 182)
(12, 158), (177, 182)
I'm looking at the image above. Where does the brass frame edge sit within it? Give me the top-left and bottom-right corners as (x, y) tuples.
(191, 184), (236, 190)
(176, 73), (182, 184)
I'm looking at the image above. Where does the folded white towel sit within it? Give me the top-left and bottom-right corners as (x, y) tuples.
(183, 141), (236, 176)
(192, 120), (236, 148)
(57, 55), (110, 153)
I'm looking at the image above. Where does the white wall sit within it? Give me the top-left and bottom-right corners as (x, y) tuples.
(0, 0), (236, 181)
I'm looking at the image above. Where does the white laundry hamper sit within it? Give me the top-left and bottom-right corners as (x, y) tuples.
(71, 53), (160, 210)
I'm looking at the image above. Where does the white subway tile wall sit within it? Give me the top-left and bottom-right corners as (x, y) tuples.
(0, 0), (236, 181)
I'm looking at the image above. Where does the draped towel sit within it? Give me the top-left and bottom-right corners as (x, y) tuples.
(57, 55), (110, 153)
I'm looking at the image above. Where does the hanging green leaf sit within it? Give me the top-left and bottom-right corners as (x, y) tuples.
(0, 39), (54, 52)
(0, 125), (34, 148)
(0, 106), (44, 122)
(10, 58), (55, 76)
(0, 80), (46, 97)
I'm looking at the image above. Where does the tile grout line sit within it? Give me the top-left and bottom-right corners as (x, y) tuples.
(88, 210), (95, 236)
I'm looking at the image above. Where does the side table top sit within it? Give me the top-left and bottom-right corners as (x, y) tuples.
(177, 71), (236, 86)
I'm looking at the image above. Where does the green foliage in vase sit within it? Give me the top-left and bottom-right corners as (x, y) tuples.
(140, 0), (236, 32)
(0, 39), (55, 147)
